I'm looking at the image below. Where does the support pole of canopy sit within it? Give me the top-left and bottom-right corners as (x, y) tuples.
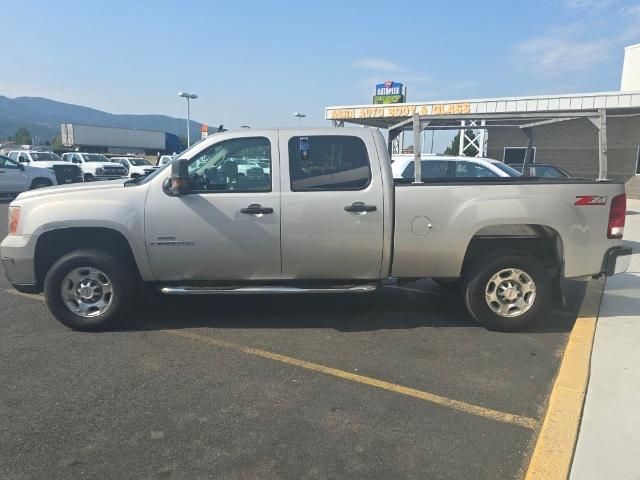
(522, 128), (534, 177)
(458, 120), (465, 156)
(413, 112), (423, 184)
(598, 108), (608, 181)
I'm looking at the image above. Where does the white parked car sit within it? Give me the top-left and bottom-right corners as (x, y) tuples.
(7, 150), (83, 185)
(0, 154), (58, 195)
(391, 154), (521, 179)
(61, 152), (128, 182)
(111, 157), (157, 179)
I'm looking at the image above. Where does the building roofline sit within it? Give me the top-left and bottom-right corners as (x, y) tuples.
(326, 89), (640, 111)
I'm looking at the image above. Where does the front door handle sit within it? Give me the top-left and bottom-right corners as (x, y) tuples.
(344, 202), (377, 213)
(241, 204), (274, 214)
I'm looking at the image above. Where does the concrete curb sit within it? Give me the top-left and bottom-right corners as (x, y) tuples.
(524, 279), (604, 479)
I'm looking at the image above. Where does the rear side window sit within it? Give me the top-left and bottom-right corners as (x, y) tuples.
(288, 136), (371, 191)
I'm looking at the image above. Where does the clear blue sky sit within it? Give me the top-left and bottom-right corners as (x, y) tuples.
(1, 0), (639, 134)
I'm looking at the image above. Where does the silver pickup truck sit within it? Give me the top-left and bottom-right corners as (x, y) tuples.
(1, 128), (631, 332)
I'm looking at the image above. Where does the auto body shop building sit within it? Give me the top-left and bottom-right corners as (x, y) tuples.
(326, 44), (640, 196)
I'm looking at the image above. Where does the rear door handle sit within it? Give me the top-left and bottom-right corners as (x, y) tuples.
(241, 204), (274, 214)
(344, 202), (377, 213)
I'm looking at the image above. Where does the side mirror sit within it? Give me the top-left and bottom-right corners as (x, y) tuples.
(18, 163), (25, 171)
(162, 158), (191, 196)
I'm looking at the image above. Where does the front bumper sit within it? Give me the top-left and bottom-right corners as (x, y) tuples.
(1, 234), (38, 292)
(602, 246), (632, 276)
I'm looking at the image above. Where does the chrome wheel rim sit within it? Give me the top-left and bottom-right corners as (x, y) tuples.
(61, 267), (114, 318)
(485, 268), (536, 318)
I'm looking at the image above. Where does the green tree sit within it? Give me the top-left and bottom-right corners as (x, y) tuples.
(51, 137), (64, 149)
(444, 130), (478, 157)
(14, 128), (32, 145)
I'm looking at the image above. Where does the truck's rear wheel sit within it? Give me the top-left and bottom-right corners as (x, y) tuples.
(463, 253), (551, 332)
(44, 249), (135, 331)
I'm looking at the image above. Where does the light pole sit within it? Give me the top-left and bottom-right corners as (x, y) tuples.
(178, 91), (198, 147)
(293, 112), (306, 126)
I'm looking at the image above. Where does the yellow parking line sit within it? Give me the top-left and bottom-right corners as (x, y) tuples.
(6, 285), (540, 430)
(6, 289), (45, 301)
(165, 329), (538, 429)
(525, 279), (604, 480)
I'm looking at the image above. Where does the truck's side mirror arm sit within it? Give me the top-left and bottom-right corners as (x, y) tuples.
(162, 158), (191, 196)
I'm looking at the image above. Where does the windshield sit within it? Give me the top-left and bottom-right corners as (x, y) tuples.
(130, 161), (170, 185)
(132, 136), (207, 186)
(30, 152), (62, 162)
(128, 158), (150, 166)
(491, 162), (522, 176)
(83, 154), (110, 163)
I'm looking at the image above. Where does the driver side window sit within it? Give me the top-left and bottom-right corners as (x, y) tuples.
(187, 137), (271, 193)
(0, 156), (20, 169)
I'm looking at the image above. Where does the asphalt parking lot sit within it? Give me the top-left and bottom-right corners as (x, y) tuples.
(0, 201), (587, 480)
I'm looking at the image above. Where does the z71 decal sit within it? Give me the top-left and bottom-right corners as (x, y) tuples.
(575, 196), (607, 206)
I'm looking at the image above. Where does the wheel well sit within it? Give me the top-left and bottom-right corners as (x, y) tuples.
(34, 228), (139, 289)
(462, 225), (563, 278)
(30, 177), (53, 188)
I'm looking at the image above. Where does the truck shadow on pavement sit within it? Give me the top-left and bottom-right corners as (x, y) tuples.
(116, 280), (584, 335)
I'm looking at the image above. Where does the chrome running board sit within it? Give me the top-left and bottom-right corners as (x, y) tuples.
(160, 284), (378, 295)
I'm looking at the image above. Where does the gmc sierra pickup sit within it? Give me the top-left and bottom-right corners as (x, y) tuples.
(1, 128), (631, 332)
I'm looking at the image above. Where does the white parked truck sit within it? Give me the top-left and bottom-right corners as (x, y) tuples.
(61, 152), (128, 181)
(0, 128), (631, 332)
(110, 156), (158, 179)
(7, 150), (83, 185)
(0, 155), (58, 194)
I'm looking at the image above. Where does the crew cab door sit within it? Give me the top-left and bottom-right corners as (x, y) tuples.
(145, 133), (281, 281)
(0, 156), (28, 192)
(279, 131), (384, 279)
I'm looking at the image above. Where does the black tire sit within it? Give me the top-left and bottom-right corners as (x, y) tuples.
(44, 249), (136, 331)
(84, 173), (94, 182)
(463, 252), (552, 332)
(30, 178), (53, 190)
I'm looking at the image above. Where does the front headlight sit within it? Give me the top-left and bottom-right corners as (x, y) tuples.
(8, 206), (20, 235)
(95, 168), (104, 175)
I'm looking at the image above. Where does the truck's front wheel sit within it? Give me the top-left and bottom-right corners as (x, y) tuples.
(44, 249), (135, 331)
(463, 253), (551, 332)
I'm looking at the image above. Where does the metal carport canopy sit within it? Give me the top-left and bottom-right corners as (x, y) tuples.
(325, 90), (640, 183)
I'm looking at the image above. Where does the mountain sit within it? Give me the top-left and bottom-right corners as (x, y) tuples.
(0, 96), (204, 142)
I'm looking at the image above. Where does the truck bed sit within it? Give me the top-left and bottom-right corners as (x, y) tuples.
(391, 178), (625, 279)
